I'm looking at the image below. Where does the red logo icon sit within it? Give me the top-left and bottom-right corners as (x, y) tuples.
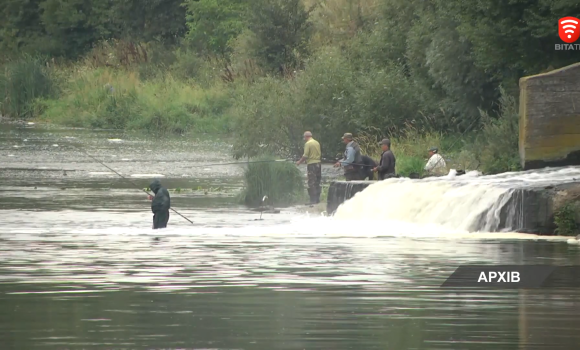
(559, 17), (580, 43)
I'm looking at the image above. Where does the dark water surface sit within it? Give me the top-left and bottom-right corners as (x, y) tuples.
(1, 122), (580, 350)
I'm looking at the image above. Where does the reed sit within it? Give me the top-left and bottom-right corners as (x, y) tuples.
(0, 55), (56, 118)
(240, 158), (305, 207)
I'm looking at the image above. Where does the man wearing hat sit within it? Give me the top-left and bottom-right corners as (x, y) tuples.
(424, 147), (447, 176)
(373, 138), (396, 180)
(334, 133), (363, 181)
(296, 131), (322, 204)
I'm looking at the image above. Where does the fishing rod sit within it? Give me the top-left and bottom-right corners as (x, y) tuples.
(197, 159), (292, 167)
(80, 150), (195, 225)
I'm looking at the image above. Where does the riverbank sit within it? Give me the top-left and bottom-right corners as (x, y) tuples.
(1, 50), (522, 177)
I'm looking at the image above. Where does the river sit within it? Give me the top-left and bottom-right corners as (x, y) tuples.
(1, 122), (579, 350)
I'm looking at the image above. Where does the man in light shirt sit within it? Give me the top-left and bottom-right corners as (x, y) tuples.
(296, 131), (322, 204)
(424, 147), (447, 176)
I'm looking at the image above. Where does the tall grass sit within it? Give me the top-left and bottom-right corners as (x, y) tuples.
(37, 67), (232, 134)
(0, 56), (57, 118)
(240, 158), (305, 207)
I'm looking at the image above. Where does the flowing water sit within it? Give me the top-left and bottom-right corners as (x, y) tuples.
(1, 122), (580, 350)
(334, 167), (580, 232)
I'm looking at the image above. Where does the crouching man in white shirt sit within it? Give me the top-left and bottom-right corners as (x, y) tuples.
(424, 147), (447, 176)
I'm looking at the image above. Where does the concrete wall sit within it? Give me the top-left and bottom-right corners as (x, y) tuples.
(519, 63), (580, 170)
(326, 181), (373, 215)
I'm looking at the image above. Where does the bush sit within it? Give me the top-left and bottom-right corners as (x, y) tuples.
(240, 158), (305, 207)
(170, 49), (221, 87)
(554, 203), (579, 236)
(395, 155), (425, 177)
(0, 55), (57, 118)
(470, 87), (521, 174)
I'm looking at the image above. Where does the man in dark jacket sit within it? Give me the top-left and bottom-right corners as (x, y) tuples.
(360, 155), (377, 180)
(148, 179), (171, 229)
(373, 139), (396, 180)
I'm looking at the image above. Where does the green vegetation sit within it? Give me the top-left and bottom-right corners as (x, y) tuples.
(320, 183), (331, 203)
(1, 0), (579, 174)
(554, 203), (579, 236)
(36, 67), (232, 134)
(0, 55), (57, 118)
(240, 159), (305, 207)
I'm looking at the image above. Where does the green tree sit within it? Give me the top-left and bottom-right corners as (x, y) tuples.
(40, 0), (115, 57)
(112, 0), (187, 44)
(0, 0), (46, 58)
(443, 0), (580, 82)
(184, 0), (248, 58)
(247, 0), (314, 72)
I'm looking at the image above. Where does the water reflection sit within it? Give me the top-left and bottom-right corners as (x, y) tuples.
(1, 228), (580, 349)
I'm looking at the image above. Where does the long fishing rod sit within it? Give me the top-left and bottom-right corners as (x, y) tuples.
(197, 159), (292, 167)
(80, 150), (195, 225)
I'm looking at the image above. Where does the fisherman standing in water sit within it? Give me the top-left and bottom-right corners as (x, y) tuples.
(296, 131), (322, 205)
(148, 179), (171, 229)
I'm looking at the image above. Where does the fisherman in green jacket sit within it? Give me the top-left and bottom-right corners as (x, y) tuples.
(148, 179), (171, 229)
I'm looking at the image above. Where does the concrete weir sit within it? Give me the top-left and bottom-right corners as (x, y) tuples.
(327, 181), (374, 216)
(326, 180), (580, 234)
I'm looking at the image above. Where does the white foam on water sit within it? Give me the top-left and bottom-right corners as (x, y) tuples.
(52, 144), (58, 147)
(27, 122), (35, 125)
(8, 154), (14, 157)
(107, 139), (123, 142)
(333, 166), (580, 233)
(131, 174), (165, 178)
(89, 172), (115, 176)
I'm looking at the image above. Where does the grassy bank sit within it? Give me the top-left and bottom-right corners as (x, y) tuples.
(0, 44), (520, 177)
(37, 68), (232, 134)
(1, 55), (233, 135)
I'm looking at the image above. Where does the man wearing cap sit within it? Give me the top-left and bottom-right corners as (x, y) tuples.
(296, 131), (322, 204)
(424, 147), (447, 176)
(373, 138), (396, 180)
(333, 133), (363, 181)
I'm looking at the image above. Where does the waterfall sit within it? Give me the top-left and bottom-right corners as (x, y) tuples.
(332, 167), (580, 232)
